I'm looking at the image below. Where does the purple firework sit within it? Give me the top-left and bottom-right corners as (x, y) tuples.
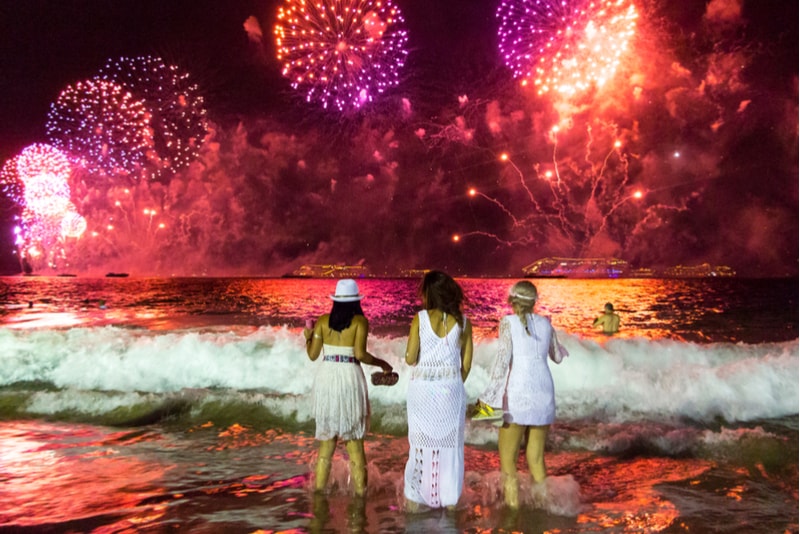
(46, 78), (153, 178)
(497, 0), (637, 96)
(99, 56), (208, 182)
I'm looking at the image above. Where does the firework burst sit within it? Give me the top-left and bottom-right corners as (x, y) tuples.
(22, 172), (71, 216)
(274, 0), (409, 111)
(0, 144), (86, 270)
(99, 56), (208, 182)
(60, 210), (88, 239)
(1, 144), (71, 208)
(16, 143), (72, 184)
(497, 0), (637, 96)
(46, 78), (153, 178)
(0, 156), (24, 207)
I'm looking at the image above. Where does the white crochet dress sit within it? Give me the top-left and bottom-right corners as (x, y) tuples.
(480, 313), (566, 426)
(313, 344), (369, 441)
(404, 310), (467, 508)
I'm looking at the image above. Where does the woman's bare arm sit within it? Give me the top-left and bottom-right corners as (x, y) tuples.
(405, 314), (420, 365)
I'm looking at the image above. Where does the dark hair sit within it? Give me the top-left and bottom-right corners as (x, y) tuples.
(419, 270), (464, 324)
(328, 300), (365, 332)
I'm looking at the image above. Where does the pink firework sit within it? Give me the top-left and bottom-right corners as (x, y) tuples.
(16, 143), (72, 183)
(1, 144), (83, 269)
(274, 0), (409, 111)
(99, 56), (208, 182)
(497, 0), (637, 96)
(22, 172), (71, 217)
(46, 78), (153, 178)
(1, 144), (71, 208)
(60, 210), (88, 238)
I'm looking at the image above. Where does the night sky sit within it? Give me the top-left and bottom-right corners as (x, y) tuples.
(0, 0), (797, 277)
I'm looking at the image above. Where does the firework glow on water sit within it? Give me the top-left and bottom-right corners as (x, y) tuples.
(274, 0), (409, 111)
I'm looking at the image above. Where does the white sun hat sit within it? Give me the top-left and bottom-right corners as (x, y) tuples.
(330, 279), (364, 302)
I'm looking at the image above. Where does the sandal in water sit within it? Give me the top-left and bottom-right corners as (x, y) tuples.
(471, 402), (503, 422)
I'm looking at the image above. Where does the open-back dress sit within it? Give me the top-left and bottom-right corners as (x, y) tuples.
(404, 310), (466, 508)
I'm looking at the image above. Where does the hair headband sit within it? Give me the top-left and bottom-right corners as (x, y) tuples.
(509, 290), (536, 301)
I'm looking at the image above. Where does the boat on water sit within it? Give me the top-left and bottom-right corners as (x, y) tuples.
(105, 273), (129, 278)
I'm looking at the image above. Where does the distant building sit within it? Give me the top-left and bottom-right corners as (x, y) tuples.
(291, 264), (370, 278)
(522, 257), (630, 278)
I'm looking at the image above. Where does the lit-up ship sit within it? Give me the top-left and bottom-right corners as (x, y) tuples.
(522, 258), (736, 278)
(289, 264), (370, 278)
(523, 257), (630, 278)
(397, 268), (429, 278)
(662, 264), (736, 278)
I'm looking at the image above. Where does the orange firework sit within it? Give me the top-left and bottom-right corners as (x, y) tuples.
(497, 0), (638, 96)
(274, 0), (409, 112)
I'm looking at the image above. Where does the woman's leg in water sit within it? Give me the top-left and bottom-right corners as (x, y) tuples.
(525, 425), (549, 482)
(498, 423), (525, 508)
(345, 439), (367, 496)
(315, 438), (337, 492)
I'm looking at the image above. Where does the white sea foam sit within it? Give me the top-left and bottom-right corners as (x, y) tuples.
(0, 326), (796, 423)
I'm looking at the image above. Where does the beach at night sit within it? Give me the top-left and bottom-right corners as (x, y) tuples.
(0, 1), (797, 532)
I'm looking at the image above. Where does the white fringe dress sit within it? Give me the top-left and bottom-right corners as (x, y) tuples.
(313, 344), (369, 441)
(404, 310), (467, 508)
(480, 313), (566, 426)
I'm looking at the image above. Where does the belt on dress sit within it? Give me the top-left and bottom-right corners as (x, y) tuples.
(323, 354), (357, 364)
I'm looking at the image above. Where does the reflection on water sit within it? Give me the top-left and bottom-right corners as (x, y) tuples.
(1, 420), (795, 532)
(0, 276), (797, 531)
(0, 422), (168, 528)
(2, 276), (797, 343)
(575, 457), (711, 531)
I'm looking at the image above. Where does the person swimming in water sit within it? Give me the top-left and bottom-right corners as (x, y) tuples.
(593, 302), (620, 334)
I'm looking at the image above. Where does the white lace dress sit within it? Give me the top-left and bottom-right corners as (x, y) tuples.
(312, 344), (369, 441)
(404, 310), (467, 508)
(480, 313), (566, 426)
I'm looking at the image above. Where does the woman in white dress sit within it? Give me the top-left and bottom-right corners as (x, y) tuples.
(477, 280), (567, 508)
(403, 271), (474, 509)
(304, 279), (393, 496)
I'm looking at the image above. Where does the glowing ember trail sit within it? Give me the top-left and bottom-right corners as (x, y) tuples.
(274, 0), (409, 111)
(459, 120), (675, 257)
(497, 0), (638, 96)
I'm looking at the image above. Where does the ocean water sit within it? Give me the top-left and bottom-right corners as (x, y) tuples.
(0, 276), (797, 533)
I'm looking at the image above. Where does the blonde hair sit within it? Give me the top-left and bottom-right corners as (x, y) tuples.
(508, 281), (538, 320)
